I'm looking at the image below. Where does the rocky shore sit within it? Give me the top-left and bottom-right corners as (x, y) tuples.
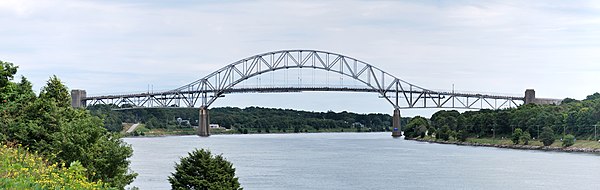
(408, 138), (600, 153)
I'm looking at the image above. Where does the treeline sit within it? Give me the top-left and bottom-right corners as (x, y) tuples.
(405, 92), (600, 141)
(0, 61), (135, 189)
(88, 105), (410, 133)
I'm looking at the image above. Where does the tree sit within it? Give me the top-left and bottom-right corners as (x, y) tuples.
(436, 125), (451, 141)
(0, 61), (18, 88)
(416, 125), (427, 138)
(585, 92), (600, 101)
(562, 134), (575, 147)
(540, 126), (555, 146)
(562, 98), (578, 104)
(0, 68), (137, 189)
(520, 131), (531, 145)
(512, 128), (523, 144)
(404, 116), (429, 138)
(39, 75), (70, 108)
(457, 130), (468, 142)
(169, 149), (242, 190)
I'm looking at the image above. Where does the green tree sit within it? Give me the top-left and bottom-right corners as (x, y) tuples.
(562, 134), (575, 147)
(39, 75), (71, 108)
(416, 125), (427, 138)
(436, 125), (451, 141)
(585, 92), (600, 101)
(0, 61), (18, 88)
(457, 130), (468, 142)
(511, 128), (523, 144)
(540, 126), (555, 146)
(520, 131), (531, 145)
(404, 116), (429, 138)
(169, 149), (242, 190)
(0, 67), (137, 189)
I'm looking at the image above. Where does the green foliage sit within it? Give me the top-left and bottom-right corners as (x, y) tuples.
(0, 144), (109, 189)
(428, 127), (436, 137)
(404, 116), (429, 138)
(87, 106), (408, 134)
(540, 126), (555, 146)
(585, 92), (600, 101)
(88, 104), (123, 132)
(436, 125), (451, 141)
(416, 125), (427, 138)
(520, 132), (531, 145)
(39, 75), (71, 108)
(457, 130), (468, 142)
(562, 98), (578, 104)
(0, 62), (136, 189)
(169, 149), (242, 190)
(512, 128), (523, 144)
(562, 134), (575, 147)
(429, 92), (600, 144)
(0, 61), (18, 89)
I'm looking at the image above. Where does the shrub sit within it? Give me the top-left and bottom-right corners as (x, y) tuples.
(457, 130), (468, 142)
(169, 149), (242, 190)
(540, 126), (555, 146)
(0, 144), (107, 189)
(562, 134), (575, 147)
(520, 132), (531, 145)
(511, 128), (523, 145)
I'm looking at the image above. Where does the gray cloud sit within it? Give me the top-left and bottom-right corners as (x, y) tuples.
(1, 0), (599, 116)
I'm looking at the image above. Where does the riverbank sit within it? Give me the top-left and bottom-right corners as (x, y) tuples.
(407, 136), (600, 153)
(121, 123), (380, 137)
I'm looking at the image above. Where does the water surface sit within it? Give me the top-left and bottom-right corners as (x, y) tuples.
(124, 133), (600, 189)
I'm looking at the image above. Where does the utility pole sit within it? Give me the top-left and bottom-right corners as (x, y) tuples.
(537, 125), (540, 139)
(492, 126), (496, 143)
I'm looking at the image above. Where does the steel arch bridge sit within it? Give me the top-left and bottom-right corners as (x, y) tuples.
(75, 50), (556, 137)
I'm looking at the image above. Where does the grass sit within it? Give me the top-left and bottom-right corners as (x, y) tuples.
(416, 135), (600, 150)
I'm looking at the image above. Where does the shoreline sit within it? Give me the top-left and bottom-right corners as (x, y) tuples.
(122, 130), (384, 138)
(407, 137), (600, 154)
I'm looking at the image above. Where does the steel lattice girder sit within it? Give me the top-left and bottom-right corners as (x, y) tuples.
(84, 50), (527, 110)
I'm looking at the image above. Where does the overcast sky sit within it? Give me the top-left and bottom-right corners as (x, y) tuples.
(1, 0), (599, 116)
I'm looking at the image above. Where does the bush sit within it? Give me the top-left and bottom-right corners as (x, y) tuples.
(520, 132), (531, 145)
(540, 126), (555, 146)
(169, 149), (242, 190)
(562, 134), (575, 147)
(457, 130), (468, 142)
(0, 144), (107, 189)
(511, 128), (523, 144)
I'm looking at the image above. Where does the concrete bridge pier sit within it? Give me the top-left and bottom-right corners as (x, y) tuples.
(198, 106), (210, 137)
(392, 108), (402, 137)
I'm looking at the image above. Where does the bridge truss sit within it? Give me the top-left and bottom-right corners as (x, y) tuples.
(83, 50), (524, 110)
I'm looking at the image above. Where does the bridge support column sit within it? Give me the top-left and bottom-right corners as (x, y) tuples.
(524, 89), (536, 104)
(392, 109), (402, 138)
(70, 89), (86, 108)
(198, 106), (210, 137)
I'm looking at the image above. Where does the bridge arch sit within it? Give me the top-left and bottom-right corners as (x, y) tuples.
(172, 49), (428, 109)
(82, 49), (529, 137)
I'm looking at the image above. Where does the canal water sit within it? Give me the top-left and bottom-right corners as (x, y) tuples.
(124, 133), (600, 190)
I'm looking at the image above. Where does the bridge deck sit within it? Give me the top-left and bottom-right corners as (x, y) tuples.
(84, 87), (525, 101)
